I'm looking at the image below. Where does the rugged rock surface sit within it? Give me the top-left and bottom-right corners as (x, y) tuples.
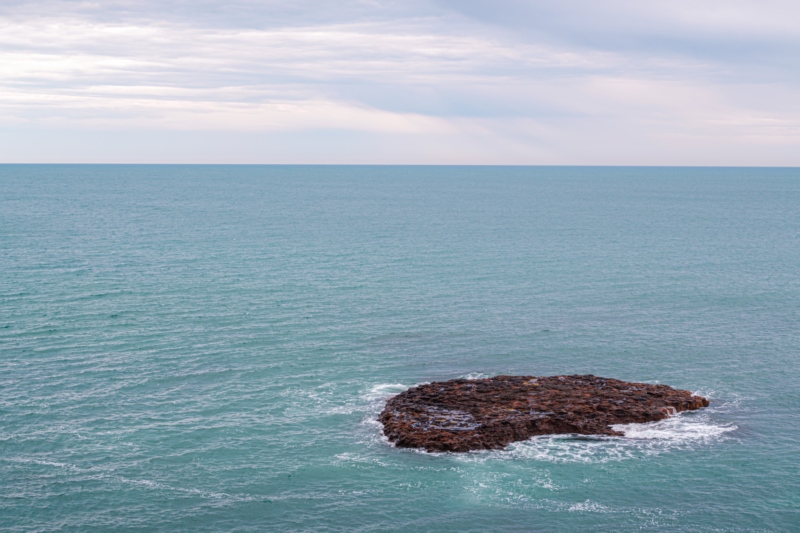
(379, 375), (709, 452)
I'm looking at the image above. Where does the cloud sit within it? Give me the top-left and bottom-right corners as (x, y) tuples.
(1, 0), (799, 163)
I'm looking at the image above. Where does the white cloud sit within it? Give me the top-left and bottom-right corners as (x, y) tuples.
(1, 0), (799, 163)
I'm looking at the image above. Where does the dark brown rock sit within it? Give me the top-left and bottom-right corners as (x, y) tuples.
(379, 375), (709, 452)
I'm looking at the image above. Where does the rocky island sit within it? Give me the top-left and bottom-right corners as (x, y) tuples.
(379, 375), (709, 452)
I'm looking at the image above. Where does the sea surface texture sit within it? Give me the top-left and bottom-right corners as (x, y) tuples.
(1, 165), (798, 531)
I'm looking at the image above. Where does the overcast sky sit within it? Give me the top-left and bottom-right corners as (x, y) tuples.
(2, 0), (799, 164)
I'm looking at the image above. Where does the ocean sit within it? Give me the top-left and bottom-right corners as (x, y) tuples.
(1, 165), (798, 531)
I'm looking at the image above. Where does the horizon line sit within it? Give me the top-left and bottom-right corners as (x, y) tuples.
(2, 163), (799, 169)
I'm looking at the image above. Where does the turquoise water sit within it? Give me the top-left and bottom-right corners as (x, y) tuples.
(1, 165), (798, 531)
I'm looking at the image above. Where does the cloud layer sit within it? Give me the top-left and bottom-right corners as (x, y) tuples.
(2, 0), (799, 163)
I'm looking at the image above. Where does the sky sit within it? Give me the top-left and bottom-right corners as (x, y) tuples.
(1, 0), (799, 164)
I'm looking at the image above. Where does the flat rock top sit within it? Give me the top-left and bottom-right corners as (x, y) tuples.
(379, 375), (709, 452)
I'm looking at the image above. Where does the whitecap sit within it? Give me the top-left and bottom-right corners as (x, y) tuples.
(568, 500), (611, 513)
(361, 383), (409, 403)
(611, 416), (737, 443)
(461, 372), (491, 380)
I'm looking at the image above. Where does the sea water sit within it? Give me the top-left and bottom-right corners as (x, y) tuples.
(1, 165), (798, 531)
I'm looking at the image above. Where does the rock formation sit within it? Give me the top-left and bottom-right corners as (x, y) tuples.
(379, 375), (709, 452)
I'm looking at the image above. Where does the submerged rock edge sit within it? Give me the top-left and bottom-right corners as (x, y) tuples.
(378, 374), (710, 453)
